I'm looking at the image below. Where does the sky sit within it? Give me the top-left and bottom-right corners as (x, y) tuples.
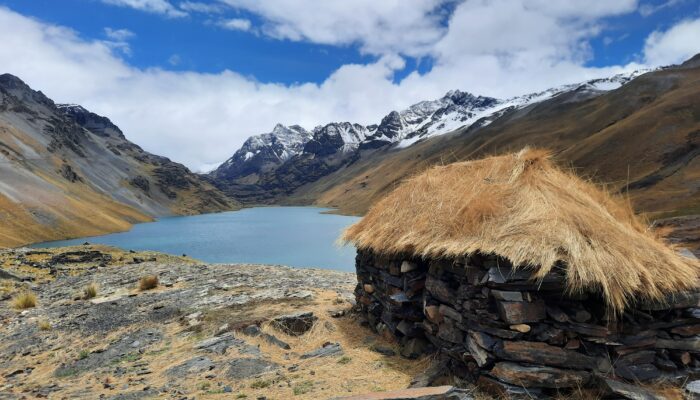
(0, 0), (699, 171)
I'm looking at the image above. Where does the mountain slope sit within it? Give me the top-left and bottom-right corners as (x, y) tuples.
(211, 71), (644, 204)
(295, 57), (699, 228)
(0, 74), (238, 247)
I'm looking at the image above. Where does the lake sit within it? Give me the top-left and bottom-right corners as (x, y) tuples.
(31, 207), (361, 272)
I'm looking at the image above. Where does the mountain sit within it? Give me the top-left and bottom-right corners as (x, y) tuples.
(0, 74), (238, 247)
(288, 56), (700, 252)
(211, 70), (647, 203)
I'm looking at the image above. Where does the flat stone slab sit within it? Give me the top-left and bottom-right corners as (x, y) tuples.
(332, 385), (472, 399)
(54, 328), (162, 378)
(489, 362), (590, 388)
(300, 342), (343, 359)
(600, 378), (665, 400)
(226, 358), (279, 379)
(166, 356), (216, 378)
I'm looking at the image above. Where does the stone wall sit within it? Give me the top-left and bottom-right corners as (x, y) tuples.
(354, 249), (700, 397)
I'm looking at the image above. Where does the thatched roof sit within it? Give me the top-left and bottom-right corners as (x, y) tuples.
(342, 148), (699, 311)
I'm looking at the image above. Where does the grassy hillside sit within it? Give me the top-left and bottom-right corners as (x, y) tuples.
(286, 58), (700, 254)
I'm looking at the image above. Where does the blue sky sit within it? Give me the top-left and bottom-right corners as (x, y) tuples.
(0, 0), (699, 170)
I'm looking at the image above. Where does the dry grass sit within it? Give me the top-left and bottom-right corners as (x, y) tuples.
(138, 275), (159, 291)
(12, 291), (37, 310)
(83, 282), (98, 299)
(37, 319), (52, 331)
(343, 148), (700, 312)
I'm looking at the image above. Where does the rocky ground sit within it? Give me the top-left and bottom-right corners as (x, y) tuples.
(0, 246), (431, 399)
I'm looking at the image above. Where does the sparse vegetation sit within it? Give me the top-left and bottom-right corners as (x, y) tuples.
(337, 356), (352, 364)
(236, 394), (247, 399)
(293, 380), (314, 395)
(78, 350), (90, 360)
(138, 275), (159, 290)
(12, 291), (37, 310)
(83, 282), (98, 299)
(197, 382), (211, 391)
(37, 319), (52, 331)
(250, 379), (273, 389)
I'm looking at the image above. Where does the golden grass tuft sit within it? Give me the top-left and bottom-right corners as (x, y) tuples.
(83, 282), (98, 299)
(12, 291), (37, 310)
(138, 275), (159, 291)
(342, 148), (700, 312)
(37, 319), (52, 331)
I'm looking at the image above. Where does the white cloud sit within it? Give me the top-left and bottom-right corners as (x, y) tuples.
(0, 3), (698, 172)
(104, 27), (135, 41)
(103, 28), (135, 56)
(644, 18), (700, 65)
(218, 0), (450, 56)
(101, 0), (187, 18)
(218, 18), (252, 32)
(179, 1), (223, 14)
(639, 0), (684, 17)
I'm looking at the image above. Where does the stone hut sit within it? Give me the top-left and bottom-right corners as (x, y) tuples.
(342, 149), (700, 397)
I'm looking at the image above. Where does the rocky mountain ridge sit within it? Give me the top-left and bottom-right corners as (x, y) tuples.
(0, 73), (238, 247)
(210, 70), (647, 203)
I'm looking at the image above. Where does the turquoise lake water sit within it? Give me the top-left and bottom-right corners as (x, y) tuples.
(31, 207), (361, 272)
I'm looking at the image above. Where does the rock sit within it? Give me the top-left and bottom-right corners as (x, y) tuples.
(166, 356), (215, 377)
(477, 375), (541, 399)
(0, 268), (28, 281)
(363, 284), (375, 294)
(242, 325), (262, 337)
(400, 261), (418, 273)
(331, 385), (472, 399)
(400, 338), (430, 359)
(371, 345), (396, 356)
(491, 290), (523, 302)
(438, 304), (462, 323)
(686, 380), (700, 398)
(466, 335), (492, 367)
(193, 333), (239, 355)
(262, 333), (291, 350)
(509, 324), (530, 333)
(615, 364), (661, 382)
(424, 305), (443, 324)
(226, 358), (279, 379)
(671, 324), (700, 336)
(489, 362), (590, 388)
(656, 338), (700, 351)
(496, 300), (546, 324)
(271, 312), (317, 336)
(300, 342), (343, 359)
(599, 378), (664, 400)
(573, 310), (592, 323)
(495, 340), (601, 371)
(437, 320), (464, 344)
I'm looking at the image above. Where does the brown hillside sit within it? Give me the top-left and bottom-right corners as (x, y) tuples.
(295, 60), (700, 237)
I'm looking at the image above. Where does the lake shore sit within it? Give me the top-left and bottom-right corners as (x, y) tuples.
(0, 245), (430, 399)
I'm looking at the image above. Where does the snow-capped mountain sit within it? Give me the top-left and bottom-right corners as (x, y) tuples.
(211, 69), (648, 202)
(212, 123), (312, 179)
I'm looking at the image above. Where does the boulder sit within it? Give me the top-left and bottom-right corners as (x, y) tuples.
(271, 312), (317, 336)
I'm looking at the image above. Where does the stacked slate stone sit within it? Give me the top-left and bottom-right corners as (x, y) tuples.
(354, 249), (700, 398)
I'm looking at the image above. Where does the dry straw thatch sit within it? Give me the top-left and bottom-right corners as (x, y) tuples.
(342, 148), (699, 312)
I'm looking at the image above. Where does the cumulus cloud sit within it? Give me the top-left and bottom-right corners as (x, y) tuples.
(218, 18), (252, 32)
(218, 0), (450, 56)
(644, 18), (700, 65)
(101, 0), (187, 18)
(104, 27), (135, 41)
(1, 3), (699, 171)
